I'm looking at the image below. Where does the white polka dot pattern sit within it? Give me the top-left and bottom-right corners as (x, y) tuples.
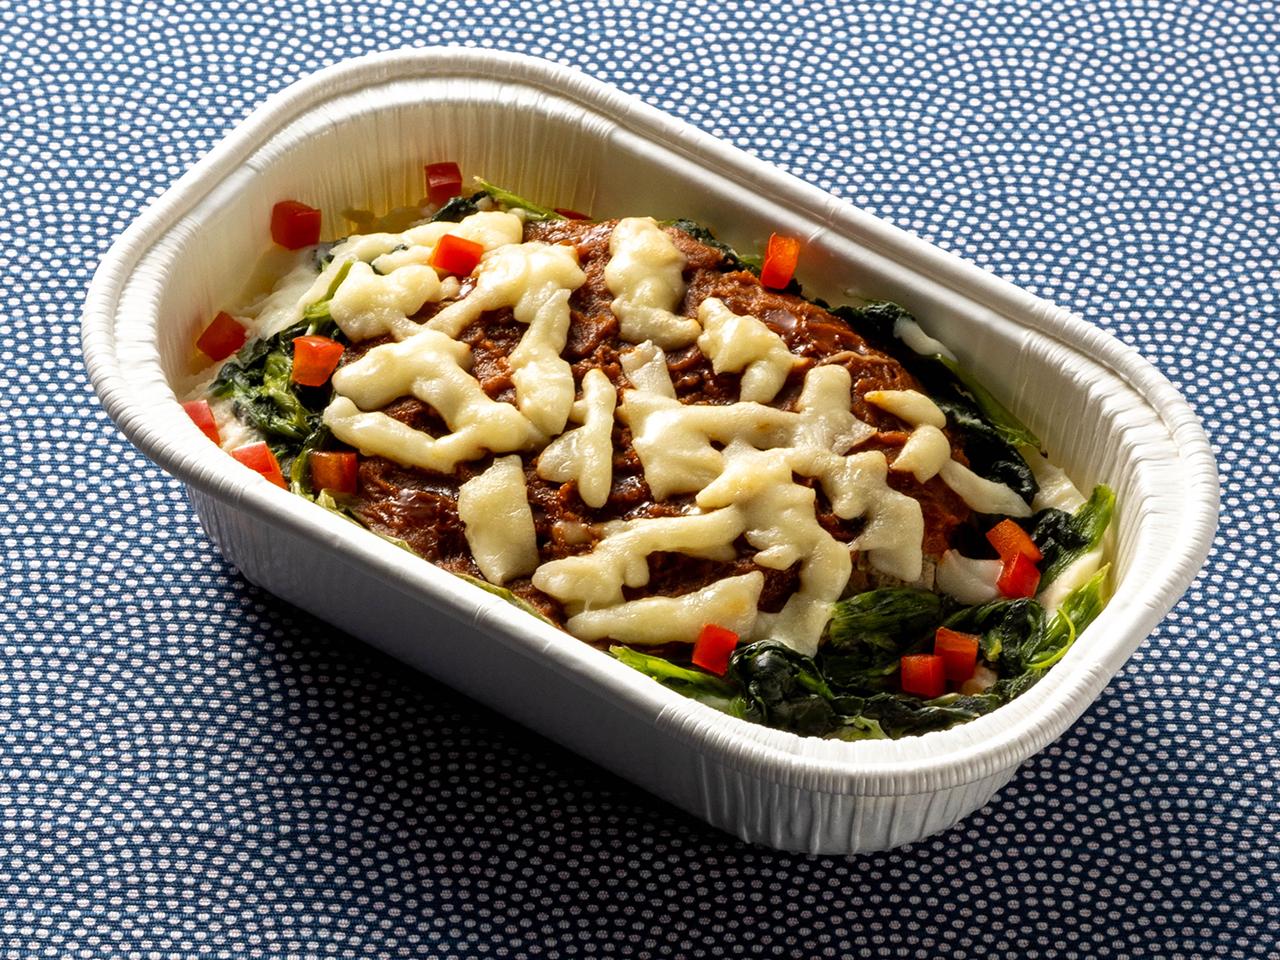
(4, 0), (1277, 957)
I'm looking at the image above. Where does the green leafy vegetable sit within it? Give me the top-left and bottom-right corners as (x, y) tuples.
(610, 645), (736, 708)
(666, 219), (755, 273)
(431, 192), (489, 223)
(818, 588), (944, 694)
(473, 179), (564, 221)
(614, 561), (1110, 740)
(943, 598), (1046, 676)
(824, 588), (944, 651)
(933, 397), (1038, 503)
(829, 300), (1040, 500)
(211, 324), (316, 446)
(300, 260), (352, 328)
(1026, 485), (1116, 588)
(210, 280), (351, 480)
(454, 572), (558, 625)
(728, 640), (845, 736)
(1024, 566), (1109, 671)
(936, 354), (1041, 449)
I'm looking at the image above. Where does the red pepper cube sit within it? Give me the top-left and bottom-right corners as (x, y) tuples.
(425, 161), (463, 206)
(270, 200), (322, 249)
(900, 654), (947, 699)
(182, 399), (220, 445)
(997, 552), (1042, 598)
(986, 518), (1043, 565)
(692, 624), (740, 676)
(310, 451), (358, 495)
(195, 311), (247, 362)
(760, 233), (800, 289)
(291, 335), (346, 387)
(429, 233), (484, 276)
(231, 442), (286, 488)
(554, 207), (591, 220)
(934, 626), (981, 683)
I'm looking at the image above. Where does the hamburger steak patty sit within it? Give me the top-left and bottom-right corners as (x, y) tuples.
(343, 218), (971, 628)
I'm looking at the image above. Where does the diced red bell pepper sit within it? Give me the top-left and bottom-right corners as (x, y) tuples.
(900, 654), (946, 699)
(270, 200), (322, 249)
(554, 207), (591, 220)
(934, 626), (980, 683)
(986, 518), (1043, 564)
(430, 233), (484, 275)
(760, 233), (800, 289)
(231, 442), (286, 488)
(425, 161), (463, 206)
(182, 399), (220, 444)
(291, 335), (345, 387)
(997, 552), (1042, 598)
(309, 451), (358, 495)
(195, 311), (247, 362)
(692, 624), (740, 676)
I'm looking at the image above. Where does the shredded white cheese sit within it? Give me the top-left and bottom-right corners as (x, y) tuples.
(457, 456), (539, 585)
(605, 218), (701, 348)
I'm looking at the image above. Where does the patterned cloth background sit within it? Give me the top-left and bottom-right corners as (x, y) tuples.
(3, 0), (1275, 956)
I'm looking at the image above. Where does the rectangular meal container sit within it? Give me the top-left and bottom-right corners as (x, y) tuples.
(82, 48), (1218, 854)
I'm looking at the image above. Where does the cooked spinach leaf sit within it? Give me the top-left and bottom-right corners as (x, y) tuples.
(825, 587), (944, 651)
(1023, 566), (1109, 671)
(431, 192), (489, 223)
(829, 300), (1040, 500)
(944, 597), (1046, 676)
(1025, 485), (1116, 589)
(728, 640), (845, 736)
(610, 645), (736, 708)
(210, 281), (350, 477)
(666, 219), (754, 273)
(613, 563), (1111, 740)
(300, 260), (352, 329)
(473, 179), (564, 221)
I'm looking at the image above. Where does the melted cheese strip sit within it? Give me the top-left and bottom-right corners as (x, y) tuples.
(532, 509), (745, 614)
(457, 456), (539, 584)
(323, 329), (543, 472)
(536, 368), (617, 508)
(619, 350), (875, 500)
(427, 242), (585, 436)
(330, 262), (442, 341)
(605, 218), (701, 348)
(939, 460), (1032, 517)
(566, 572), (764, 646)
(696, 448), (852, 655)
(696, 298), (800, 403)
(320, 212), (525, 341)
(891, 424), (951, 482)
(865, 389), (946, 428)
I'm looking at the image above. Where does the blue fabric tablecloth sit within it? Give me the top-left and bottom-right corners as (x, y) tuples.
(5, 1), (1275, 956)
